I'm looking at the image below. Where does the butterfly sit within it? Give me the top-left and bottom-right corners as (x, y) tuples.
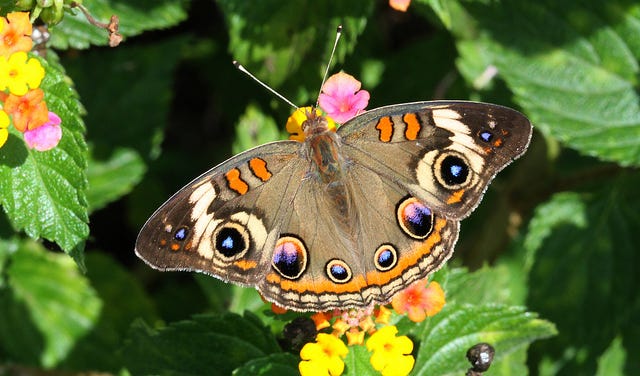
(135, 100), (532, 312)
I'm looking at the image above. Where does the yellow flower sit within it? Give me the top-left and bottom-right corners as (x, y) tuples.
(299, 333), (348, 376)
(0, 109), (9, 148)
(285, 106), (336, 142)
(366, 326), (415, 376)
(0, 51), (45, 96)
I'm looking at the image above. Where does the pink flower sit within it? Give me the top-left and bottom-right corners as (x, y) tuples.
(318, 72), (369, 123)
(23, 111), (62, 151)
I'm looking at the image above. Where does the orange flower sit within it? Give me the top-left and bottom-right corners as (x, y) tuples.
(0, 12), (33, 56)
(3, 88), (49, 132)
(389, 0), (411, 12)
(311, 311), (333, 331)
(392, 280), (445, 322)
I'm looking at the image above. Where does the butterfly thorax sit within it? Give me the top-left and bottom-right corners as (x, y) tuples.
(303, 112), (356, 232)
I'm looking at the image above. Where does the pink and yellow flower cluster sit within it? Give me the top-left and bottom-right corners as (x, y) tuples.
(0, 11), (61, 151)
(295, 279), (445, 376)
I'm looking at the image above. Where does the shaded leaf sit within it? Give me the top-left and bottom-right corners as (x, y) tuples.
(233, 353), (299, 376)
(61, 251), (157, 372)
(122, 312), (281, 376)
(0, 240), (101, 367)
(87, 148), (146, 212)
(525, 172), (640, 373)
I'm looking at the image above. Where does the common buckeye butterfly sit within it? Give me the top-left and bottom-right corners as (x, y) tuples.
(135, 98), (532, 311)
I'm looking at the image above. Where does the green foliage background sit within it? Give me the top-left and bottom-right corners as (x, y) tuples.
(0, 0), (638, 375)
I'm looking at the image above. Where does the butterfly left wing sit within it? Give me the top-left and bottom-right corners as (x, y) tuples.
(135, 141), (306, 287)
(338, 101), (532, 220)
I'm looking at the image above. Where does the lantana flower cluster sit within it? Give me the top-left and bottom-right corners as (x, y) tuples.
(0, 11), (61, 151)
(295, 279), (445, 376)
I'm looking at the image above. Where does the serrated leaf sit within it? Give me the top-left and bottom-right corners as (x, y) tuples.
(450, 0), (640, 166)
(0, 54), (89, 253)
(0, 240), (101, 367)
(49, 0), (189, 49)
(525, 172), (640, 373)
(87, 147), (146, 212)
(412, 304), (556, 376)
(122, 312), (281, 376)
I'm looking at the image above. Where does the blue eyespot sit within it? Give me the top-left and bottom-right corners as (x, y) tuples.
(272, 236), (307, 280)
(214, 224), (249, 258)
(174, 227), (188, 241)
(397, 197), (434, 240)
(375, 245), (397, 271)
(479, 130), (493, 142)
(440, 155), (469, 186)
(326, 259), (352, 283)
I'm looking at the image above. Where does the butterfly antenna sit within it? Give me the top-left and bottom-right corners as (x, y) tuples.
(233, 60), (298, 110)
(315, 24), (343, 108)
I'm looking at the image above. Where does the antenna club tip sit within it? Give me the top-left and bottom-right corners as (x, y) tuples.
(232, 60), (240, 67)
(336, 25), (343, 32)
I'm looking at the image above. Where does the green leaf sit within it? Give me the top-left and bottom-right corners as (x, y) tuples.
(449, 0), (640, 166)
(344, 344), (378, 376)
(412, 304), (556, 376)
(232, 104), (282, 154)
(50, 0), (189, 49)
(86, 148), (146, 212)
(596, 336), (626, 376)
(63, 36), (187, 161)
(61, 251), (158, 372)
(233, 353), (299, 376)
(0, 240), (101, 367)
(122, 312), (282, 375)
(217, 0), (373, 88)
(0, 54), (89, 254)
(525, 172), (640, 373)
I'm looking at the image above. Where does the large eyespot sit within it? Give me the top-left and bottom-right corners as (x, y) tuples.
(434, 151), (472, 189)
(374, 244), (398, 272)
(397, 196), (434, 240)
(213, 222), (250, 260)
(326, 259), (352, 283)
(272, 235), (308, 280)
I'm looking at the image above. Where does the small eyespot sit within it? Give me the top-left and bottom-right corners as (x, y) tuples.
(213, 222), (250, 259)
(326, 259), (352, 283)
(397, 196), (434, 240)
(478, 130), (494, 143)
(272, 236), (308, 280)
(174, 227), (188, 241)
(374, 244), (398, 271)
